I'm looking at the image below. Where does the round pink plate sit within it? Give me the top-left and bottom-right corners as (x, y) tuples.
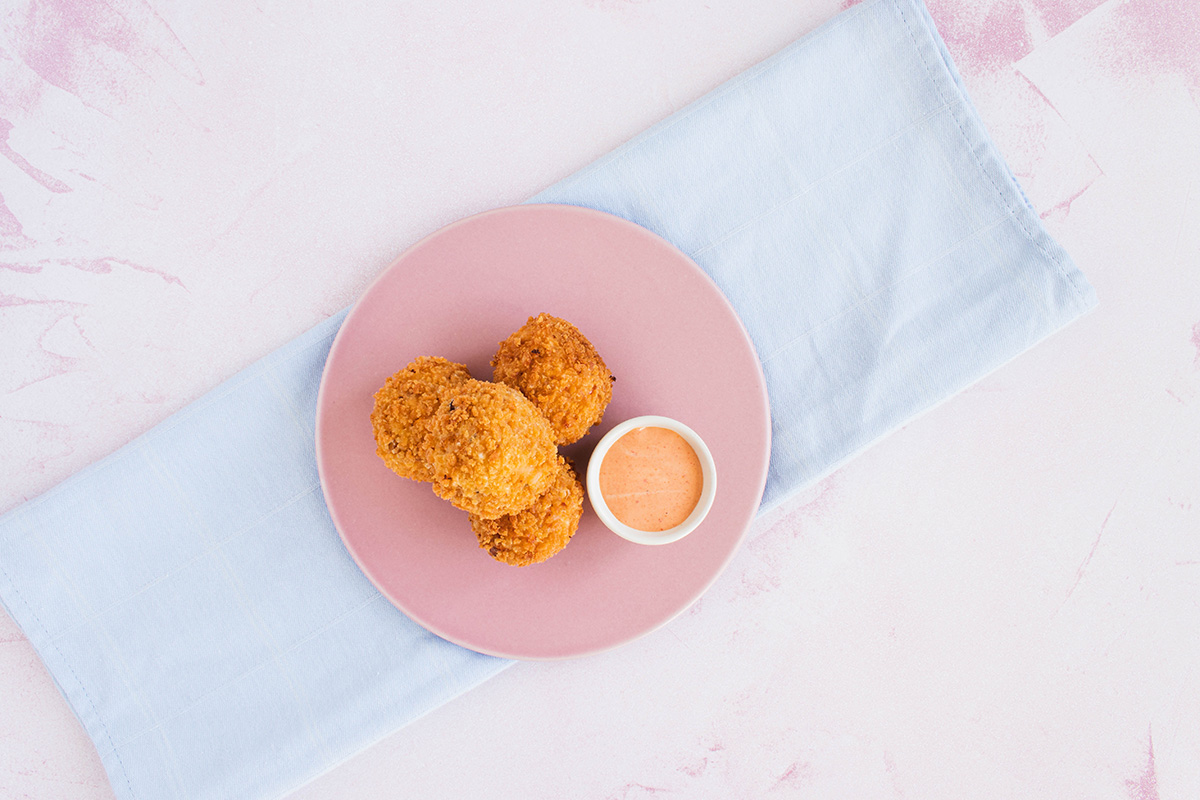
(315, 204), (770, 660)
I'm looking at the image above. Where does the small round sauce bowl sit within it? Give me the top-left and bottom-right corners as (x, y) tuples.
(586, 415), (717, 545)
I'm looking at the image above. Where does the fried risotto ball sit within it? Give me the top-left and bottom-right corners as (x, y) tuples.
(491, 313), (614, 446)
(371, 356), (471, 482)
(421, 379), (559, 519)
(470, 456), (583, 567)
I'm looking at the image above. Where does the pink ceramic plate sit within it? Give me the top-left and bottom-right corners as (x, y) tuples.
(316, 204), (770, 660)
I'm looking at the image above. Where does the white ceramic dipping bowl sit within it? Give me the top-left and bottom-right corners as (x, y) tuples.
(585, 415), (717, 545)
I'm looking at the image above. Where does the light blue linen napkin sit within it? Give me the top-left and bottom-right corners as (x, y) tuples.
(0, 0), (1095, 797)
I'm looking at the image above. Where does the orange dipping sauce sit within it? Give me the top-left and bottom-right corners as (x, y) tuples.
(598, 426), (704, 532)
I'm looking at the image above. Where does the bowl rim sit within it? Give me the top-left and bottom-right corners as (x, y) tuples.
(585, 414), (718, 545)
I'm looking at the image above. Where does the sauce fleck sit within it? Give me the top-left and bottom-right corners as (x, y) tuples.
(598, 427), (703, 532)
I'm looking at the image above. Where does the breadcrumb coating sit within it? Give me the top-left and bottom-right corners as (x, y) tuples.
(492, 313), (614, 446)
(470, 456), (583, 566)
(422, 379), (559, 519)
(371, 357), (471, 482)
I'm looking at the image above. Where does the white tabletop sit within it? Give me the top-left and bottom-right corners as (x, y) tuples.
(2, 0), (1198, 797)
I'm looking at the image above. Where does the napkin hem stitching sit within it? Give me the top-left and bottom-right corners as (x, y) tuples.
(895, 0), (1091, 308)
(755, 293), (1099, 517)
(0, 556), (139, 799)
(265, 658), (513, 800)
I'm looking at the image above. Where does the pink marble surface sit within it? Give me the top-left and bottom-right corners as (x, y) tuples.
(1, 0), (1197, 797)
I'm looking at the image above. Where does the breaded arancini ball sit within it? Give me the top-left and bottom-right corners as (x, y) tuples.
(371, 356), (471, 482)
(492, 313), (614, 446)
(470, 456), (583, 566)
(422, 379), (559, 519)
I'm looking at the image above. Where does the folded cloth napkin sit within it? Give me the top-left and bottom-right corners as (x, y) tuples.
(0, 0), (1095, 797)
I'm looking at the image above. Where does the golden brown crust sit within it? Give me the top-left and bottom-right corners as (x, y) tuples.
(370, 357), (471, 482)
(422, 379), (559, 519)
(492, 313), (614, 446)
(470, 456), (583, 566)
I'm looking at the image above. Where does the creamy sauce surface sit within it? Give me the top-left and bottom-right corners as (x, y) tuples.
(598, 426), (703, 532)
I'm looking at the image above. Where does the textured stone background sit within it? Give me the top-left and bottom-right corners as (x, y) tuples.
(1, 0), (1197, 797)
